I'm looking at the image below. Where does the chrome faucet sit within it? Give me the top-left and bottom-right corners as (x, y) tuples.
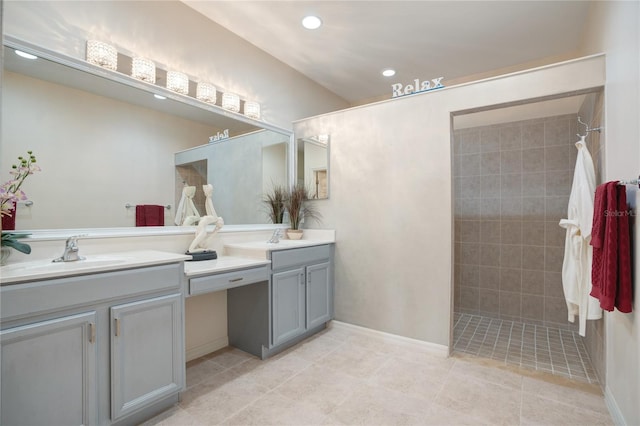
(267, 228), (283, 244)
(53, 235), (87, 262)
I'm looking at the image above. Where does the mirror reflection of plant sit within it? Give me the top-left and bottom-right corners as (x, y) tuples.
(1, 232), (32, 254)
(0, 151), (40, 218)
(284, 183), (321, 230)
(263, 183), (287, 224)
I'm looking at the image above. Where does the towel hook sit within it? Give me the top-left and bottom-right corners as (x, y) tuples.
(577, 116), (603, 138)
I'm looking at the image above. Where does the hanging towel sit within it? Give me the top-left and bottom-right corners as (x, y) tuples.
(559, 136), (601, 337)
(135, 205), (165, 226)
(590, 182), (633, 313)
(174, 186), (200, 226)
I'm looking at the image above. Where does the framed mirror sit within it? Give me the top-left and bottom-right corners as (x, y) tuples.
(1, 36), (293, 231)
(297, 135), (330, 200)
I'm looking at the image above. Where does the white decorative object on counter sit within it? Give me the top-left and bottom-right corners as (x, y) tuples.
(187, 184), (224, 254)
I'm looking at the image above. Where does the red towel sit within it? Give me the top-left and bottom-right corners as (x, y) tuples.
(135, 205), (165, 227)
(590, 182), (632, 313)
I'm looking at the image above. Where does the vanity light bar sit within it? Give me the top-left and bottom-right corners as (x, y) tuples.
(244, 101), (261, 120)
(196, 82), (217, 104)
(166, 71), (189, 95)
(86, 40), (117, 70)
(222, 92), (240, 112)
(83, 39), (265, 120)
(131, 57), (156, 83)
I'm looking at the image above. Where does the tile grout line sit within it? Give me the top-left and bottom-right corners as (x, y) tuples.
(453, 313), (598, 385)
(570, 330), (595, 384)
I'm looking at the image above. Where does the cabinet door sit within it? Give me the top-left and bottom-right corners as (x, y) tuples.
(272, 267), (305, 346)
(306, 261), (332, 330)
(1, 312), (97, 426)
(110, 293), (183, 421)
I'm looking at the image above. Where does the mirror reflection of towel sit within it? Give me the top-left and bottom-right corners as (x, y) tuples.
(136, 205), (165, 226)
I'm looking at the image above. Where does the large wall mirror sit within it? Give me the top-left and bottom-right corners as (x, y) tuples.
(1, 37), (293, 231)
(175, 131), (289, 225)
(297, 135), (330, 199)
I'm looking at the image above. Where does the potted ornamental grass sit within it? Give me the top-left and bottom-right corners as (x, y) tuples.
(283, 183), (321, 240)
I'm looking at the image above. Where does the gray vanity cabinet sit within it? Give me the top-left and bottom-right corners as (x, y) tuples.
(1, 311), (98, 426)
(306, 261), (332, 329)
(0, 262), (185, 426)
(110, 293), (183, 421)
(272, 267), (306, 346)
(270, 245), (333, 348)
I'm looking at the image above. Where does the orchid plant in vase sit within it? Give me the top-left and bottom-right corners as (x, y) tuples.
(1, 151), (40, 260)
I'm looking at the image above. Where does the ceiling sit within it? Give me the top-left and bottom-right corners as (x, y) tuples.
(182, 1), (592, 105)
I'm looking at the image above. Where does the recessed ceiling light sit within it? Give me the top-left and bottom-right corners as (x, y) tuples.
(15, 50), (38, 60)
(154, 94), (167, 100)
(302, 15), (322, 30)
(382, 69), (396, 77)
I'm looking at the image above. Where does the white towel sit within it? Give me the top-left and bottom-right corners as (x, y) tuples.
(174, 186), (200, 225)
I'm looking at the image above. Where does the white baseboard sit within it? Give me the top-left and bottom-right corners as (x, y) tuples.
(185, 336), (229, 362)
(605, 385), (627, 425)
(330, 320), (449, 357)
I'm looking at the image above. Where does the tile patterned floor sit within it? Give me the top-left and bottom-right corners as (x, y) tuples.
(144, 322), (611, 426)
(453, 313), (599, 384)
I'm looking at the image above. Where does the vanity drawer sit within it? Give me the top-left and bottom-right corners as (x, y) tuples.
(189, 265), (269, 296)
(271, 245), (331, 270)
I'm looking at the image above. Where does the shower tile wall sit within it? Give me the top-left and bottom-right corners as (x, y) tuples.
(454, 114), (579, 330)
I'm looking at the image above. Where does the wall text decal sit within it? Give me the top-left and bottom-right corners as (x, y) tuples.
(209, 129), (229, 143)
(391, 77), (444, 98)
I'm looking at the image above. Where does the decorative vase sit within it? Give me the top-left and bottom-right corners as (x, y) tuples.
(1, 207), (16, 231)
(286, 229), (303, 240)
(1, 247), (11, 266)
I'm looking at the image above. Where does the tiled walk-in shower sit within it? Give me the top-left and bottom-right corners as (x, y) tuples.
(453, 313), (599, 384)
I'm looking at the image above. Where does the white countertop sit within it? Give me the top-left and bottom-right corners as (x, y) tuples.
(183, 256), (271, 277)
(224, 239), (335, 260)
(0, 250), (190, 285)
(225, 239), (334, 251)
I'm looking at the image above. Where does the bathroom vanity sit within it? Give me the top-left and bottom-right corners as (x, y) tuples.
(0, 251), (189, 426)
(184, 240), (335, 359)
(0, 237), (334, 425)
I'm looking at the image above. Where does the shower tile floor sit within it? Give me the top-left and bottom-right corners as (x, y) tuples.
(453, 313), (599, 384)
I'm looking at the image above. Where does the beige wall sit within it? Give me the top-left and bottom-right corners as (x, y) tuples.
(580, 1), (640, 424)
(2, 0), (349, 130)
(295, 55), (605, 346)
